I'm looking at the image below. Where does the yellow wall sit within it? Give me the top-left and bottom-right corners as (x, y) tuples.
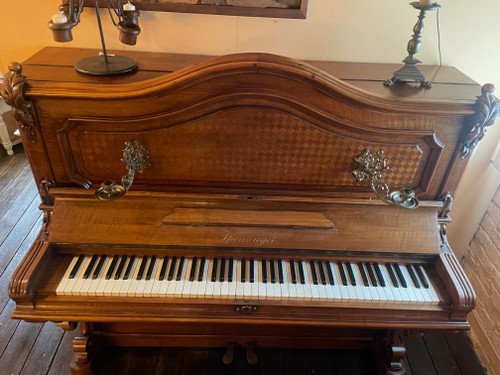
(1, 0), (499, 255)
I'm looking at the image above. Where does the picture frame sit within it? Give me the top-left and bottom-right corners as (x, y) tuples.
(84, 0), (308, 19)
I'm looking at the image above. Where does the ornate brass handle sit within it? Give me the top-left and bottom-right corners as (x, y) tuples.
(352, 149), (419, 209)
(95, 140), (150, 201)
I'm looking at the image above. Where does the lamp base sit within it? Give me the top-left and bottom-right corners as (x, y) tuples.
(384, 57), (431, 88)
(75, 55), (138, 76)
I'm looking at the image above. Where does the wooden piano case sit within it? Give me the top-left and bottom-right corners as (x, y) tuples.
(2, 47), (498, 374)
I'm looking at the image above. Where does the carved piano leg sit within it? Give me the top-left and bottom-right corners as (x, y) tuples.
(69, 323), (94, 375)
(385, 330), (406, 375)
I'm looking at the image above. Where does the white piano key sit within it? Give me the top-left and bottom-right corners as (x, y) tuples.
(279, 260), (290, 300)
(363, 264), (382, 303)
(250, 259), (259, 300)
(345, 262), (364, 302)
(306, 261), (321, 300)
(195, 258), (209, 299)
(126, 257), (142, 296)
(228, 259), (238, 300)
(354, 264), (373, 303)
(220, 259), (230, 299)
(333, 262), (350, 301)
(373, 263), (395, 303)
(317, 261), (333, 300)
(184, 258), (198, 298)
(69, 256), (92, 296)
(56, 256), (81, 296)
(270, 260), (281, 300)
(211, 258), (222, 299)
(158, 257), (173, 296)
(417, 265), (440, 304)
(257, 260), (267, 300)
(95, 256), (116, 297)
(110, 256), (129, 296)
(234, 259), (244, 300)
(382, 264), (403, 304)
(135, 257), (152, 297)
(205, 259), (215, 299)
(401, 265), (424, 303)
(327, 262), (342, 301)
(298, 261), (313, 301)
(174, 258), (189, 298)
(243, 259), (252, 299)
(141, 257), (159, 297)
(286, 261), (299, 300)
(88, 256), (110, 296)
(369, 263), (387, 302)
(150, 257), (166, 297)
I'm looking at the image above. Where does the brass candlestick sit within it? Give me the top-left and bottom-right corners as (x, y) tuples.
(385, 2), (440, 88)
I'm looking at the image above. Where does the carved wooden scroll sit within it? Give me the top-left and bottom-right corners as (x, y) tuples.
(0, 63), (38, 143)
(461, 84), (499, 159)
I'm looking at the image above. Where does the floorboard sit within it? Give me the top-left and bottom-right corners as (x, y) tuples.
(0, 144), (491, 375)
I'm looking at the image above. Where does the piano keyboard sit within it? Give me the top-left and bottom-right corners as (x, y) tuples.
(55, 255), (440, 305)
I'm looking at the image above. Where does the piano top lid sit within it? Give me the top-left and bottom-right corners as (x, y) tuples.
(48, 189), (442, 256)
(19, 47), (480, 114)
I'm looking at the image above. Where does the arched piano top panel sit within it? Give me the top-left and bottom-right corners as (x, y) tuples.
(7, 47), (495, 202)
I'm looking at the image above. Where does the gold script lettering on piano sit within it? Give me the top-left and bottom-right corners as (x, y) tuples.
(3, 48), (497, 375)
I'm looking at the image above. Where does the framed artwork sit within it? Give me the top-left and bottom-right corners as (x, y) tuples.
(85, 0), (308, 19)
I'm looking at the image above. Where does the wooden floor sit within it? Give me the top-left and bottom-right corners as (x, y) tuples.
(0, 144), (488, 375)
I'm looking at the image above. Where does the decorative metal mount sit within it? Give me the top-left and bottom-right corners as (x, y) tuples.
(461, 84), (499, 159)
(0, 62), (38, 142)
(353, 149), (420, 209)
(384, 2), (440, 88)
(95, 140), (150, 201)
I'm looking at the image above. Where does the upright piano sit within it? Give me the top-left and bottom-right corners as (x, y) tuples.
(2, 47), (498, 374)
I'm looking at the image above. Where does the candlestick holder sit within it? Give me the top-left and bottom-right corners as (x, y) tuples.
(48, 0), (141, 76)
(384, 2), (440, 88)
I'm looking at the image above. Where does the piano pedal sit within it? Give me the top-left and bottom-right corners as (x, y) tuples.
(222, 342), (235, 364)
(246, 342), (258, 365)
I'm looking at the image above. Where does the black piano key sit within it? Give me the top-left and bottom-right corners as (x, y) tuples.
(365, 262), (377, 287)
(198, 257), (206, 282)
(146, 256), (156, 280)
(317, 261), (327, 285)
(241, 258), (247, 283)
(337, 261), (348, 286)
(176, 257), (185, 281)
(69, 255), (85, 279)
(270, 259), (276, 284)
(123, 256), (136, 280)
(373, 262), (386, 287)
(297, 260), (305, 285)
(167, 256), (177, 281)
(309, 260), (318, 285)
(358, 263), (369, 287)
(326, 262), (335, 285)
(115, 255), (128, 280)
(393, 263), (407, 288)
(345, 261), (356, 286)
(415, 265), (430, 289)
(290, 260), (297, 284)
(105, 255), (119, 280)
(249, 258), (254, 283)
(92, 255), (107, 279)
(262, 259), (268, 284)
(210, 258), (218, 282)
(137, 256), (149, 280)
(189, 257), (198, 282)
(83, 255), (99, 279)
(228, 258), (234, 282)
(278, 259), (284, 284)
(406, 264), (420, 288)
(219, 258), (226, 282)
(385, 263), (399, 287)
(159, 257), (169, 281)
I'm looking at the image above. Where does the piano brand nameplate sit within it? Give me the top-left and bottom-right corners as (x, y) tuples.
(49, 193), (440, 254)
(162, 208), (334, 229)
